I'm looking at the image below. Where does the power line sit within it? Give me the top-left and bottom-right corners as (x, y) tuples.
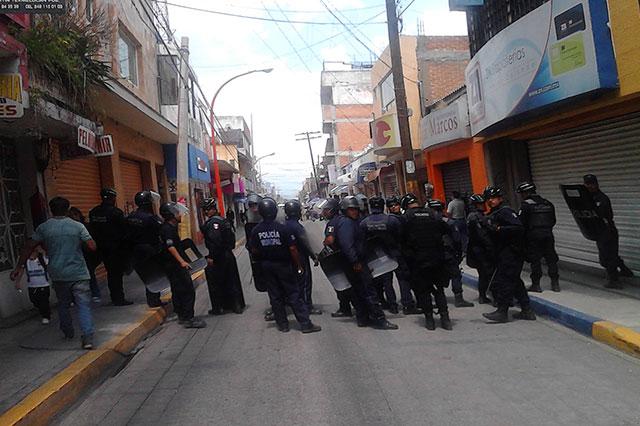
(218, 1), (382, 15)
(161, 1), (386, 26)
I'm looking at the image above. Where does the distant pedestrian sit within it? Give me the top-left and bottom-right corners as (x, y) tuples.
(11, 197), (97, 349)
(226, 208), (236, 233)
(447, 191), (468, 251)
(16, 247), (52, 324)
(583, 174), (634, 288)
(68, 207), (101, 303)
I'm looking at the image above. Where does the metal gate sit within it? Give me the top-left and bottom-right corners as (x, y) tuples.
(53, 144), (102, 217)
(441, 158), (473, 201)
(119, 158), (144, 215)
(528, 112), (640, 273)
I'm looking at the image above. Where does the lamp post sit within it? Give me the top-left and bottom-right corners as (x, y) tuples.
(210, 68), (273, 216)
(252, 152), (275, 194)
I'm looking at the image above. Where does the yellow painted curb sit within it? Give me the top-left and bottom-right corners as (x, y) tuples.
(592, 321), (640, 358)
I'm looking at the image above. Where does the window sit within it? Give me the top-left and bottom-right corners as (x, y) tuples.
(85, 0), (93, 20)
(380, 72), (395, 111)
(118, 31), (138, 85)
(158, 55), (178, 105)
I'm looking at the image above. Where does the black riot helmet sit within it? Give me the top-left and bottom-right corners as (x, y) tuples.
(100, 188), (117, 199)
(427, 199), (445, 211)
(400, 193), (418, 211)
(339, 196), (360, 213)
(200, 198), (218, 212)
(284, 199), (302, 219)
(516, 181), (536, 194)
(484, 186), (504, 199)
(469, 194), (485, 204)
(258, 197), (278, 221)
(159, 202), (189, 220)
(247, 193), (262, 207)
(134, 191), (153, 208)
(386, 195), (400, 208)
(322, 198), (339, 215)
(368, 196), (385, 212)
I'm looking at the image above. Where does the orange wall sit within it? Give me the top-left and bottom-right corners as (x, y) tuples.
(424, 139), (488, 202)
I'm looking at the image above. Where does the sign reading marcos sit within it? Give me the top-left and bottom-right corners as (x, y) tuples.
(465, 0), (618, 135)
(420, 96), (471, 150)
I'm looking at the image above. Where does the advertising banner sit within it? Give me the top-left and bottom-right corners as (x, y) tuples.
(465, 0), (618, 135)
(371, 113), (401, 155)
(421, 96), (471, 150)
(0, 74), (24, 119)
(356, 162), (377, 184)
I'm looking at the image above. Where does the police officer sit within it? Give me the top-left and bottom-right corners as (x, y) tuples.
(516, 182), (560, 292)
(284, 200), (322, 315)
(89, 188), (132, 306)
(126, 190), (164, 307)
(335, 196), (398, 330)
(583, 174), (634, 289)
(466, 194), (495, 304)
(159, 202), (206, 329)
(427, 199), (474, 308)
(360, 196), (400, 314)
(386, 196), (422, 315)
(401, 194), (452, 330)
(201, 198), (245, 315)
(248, 198), (321, 334)
(482, 187), (536, 323)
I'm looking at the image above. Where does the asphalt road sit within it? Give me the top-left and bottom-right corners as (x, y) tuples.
(59, 221), (640, 426)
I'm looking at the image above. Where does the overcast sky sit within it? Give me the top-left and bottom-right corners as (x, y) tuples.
(167, 0), (467, 198)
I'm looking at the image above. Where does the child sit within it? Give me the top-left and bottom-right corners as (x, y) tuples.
(20, 247), (51, 324)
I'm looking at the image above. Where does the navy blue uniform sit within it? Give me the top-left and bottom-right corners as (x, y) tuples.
(324, 214), (354, 314)
(249, 220), (311, 328)
(487, 204), (530, 310)
(127, 209), (163, 306)
(201, 215), (245, 313)
(518, 194), (559, 284)
(89, 203), (127, 304)
(590, 190), (628, 280)
(389, 212), (417, 309)
(160, 222), (196, 321)
(335, 215), (386, 325)
(284, 218), (315, 309)
(467, 208), (496, 300)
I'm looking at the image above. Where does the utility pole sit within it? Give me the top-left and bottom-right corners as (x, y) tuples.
(385, 0), (417, 195)
(176, 36), (191, 239)
(296, 131), (323, 198)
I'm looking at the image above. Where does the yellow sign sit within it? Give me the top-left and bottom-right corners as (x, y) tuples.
(371, 113), (401, 155)
(0, 74), (23, 103)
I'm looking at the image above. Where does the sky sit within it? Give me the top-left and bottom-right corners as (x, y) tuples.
(166, 0), (468, 198)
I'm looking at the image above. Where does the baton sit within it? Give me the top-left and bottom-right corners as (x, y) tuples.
(486, 269), (498, 294)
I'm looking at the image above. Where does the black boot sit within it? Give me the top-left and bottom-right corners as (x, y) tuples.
(372, 319), (399, 330)
(402, 305), (424, 315)
(440, 312), (452, 330)
(551, 278), (560, 292)
(424, 313), (436, 330)
(331, 309), (353, 318)
(454, 294), (474, 308)
(527, 281), (543, 293)
(388, 304), (399, 314)
(513, 307), (537, 321)
(619, 265), (634, 278)
(478, 294), (492, 304)
(483, 307), (509, 323)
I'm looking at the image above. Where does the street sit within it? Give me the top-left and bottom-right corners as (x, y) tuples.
(59, 221), (640, 426)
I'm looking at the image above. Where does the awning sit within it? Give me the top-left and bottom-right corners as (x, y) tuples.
(365, 168), (381, 182)
(330, 184), (349, 195)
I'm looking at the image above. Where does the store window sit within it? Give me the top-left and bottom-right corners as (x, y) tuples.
(118, 30), (138, 85)
(0, 141), (26, 272)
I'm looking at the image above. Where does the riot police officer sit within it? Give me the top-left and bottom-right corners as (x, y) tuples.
(386, 196), (422, 314)
(482, 187), (536, 323)
(159, 202), (206, 329)
(427, 199), (474, 308)
(201, 198), (245, 315)
(284, 199), (321, 315)
(360, 196), (401, 314)
(248, 198), (321, 334)
(583, 174), (634, 289)
(126, 190), (164, 307)
(466, 194), (495, 304)
(322, 198), (355, 318)
(335, 196), (398, 330)
(89, 188), (132, 306)
(401, 194), (452, 330)
(516, 182), (560, 292)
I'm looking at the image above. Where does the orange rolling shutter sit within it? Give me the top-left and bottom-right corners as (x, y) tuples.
(119, 157), (144, 215)
(52, 150), (102, 217)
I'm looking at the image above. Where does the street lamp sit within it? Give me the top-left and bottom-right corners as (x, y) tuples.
(253, 152), (276, 165)
(210, 68), (273, 216)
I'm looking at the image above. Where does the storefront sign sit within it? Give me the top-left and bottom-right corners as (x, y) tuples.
(77, 126), (97, 152)
(95, 136), (115, 157)
(371, 113), (401, 155)
(465, 0), (618, 135)
(188, 144), (211, 183)
(0, 74), (24, 119)
(196, 156), (208, 172)
(421, 96), (471, 150)
(0, 0), (66, 14)
(356, 162), (377, 184)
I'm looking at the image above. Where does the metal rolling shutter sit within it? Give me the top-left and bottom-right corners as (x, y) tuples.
(441, 159), (473, 199)
(53, 150), (102, 217)
(119, 158), (143, 215)
(528, 112), (640, 273)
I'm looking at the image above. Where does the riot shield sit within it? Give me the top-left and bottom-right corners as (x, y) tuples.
(366, 244), (399, 278)
(318, 247), (351, 291)
(559, 184), (606, 241)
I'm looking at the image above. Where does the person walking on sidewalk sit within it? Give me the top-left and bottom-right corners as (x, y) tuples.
(89, 188), (132, 306)
(11, 197), (97, 349)
(15, 247), (52, 325)
(482, 187), (536, 323)
(68, 207), (101, 303)
(201, 198), (245, 315)
(159, 202), (206, 329)
(466, 194), (496, 304)
(583, 174), (634, 289)
(516, 182), (560, 292)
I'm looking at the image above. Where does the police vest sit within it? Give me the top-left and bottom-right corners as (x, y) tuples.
(202, 216), (232, 255)
(523, 197), (555, 230)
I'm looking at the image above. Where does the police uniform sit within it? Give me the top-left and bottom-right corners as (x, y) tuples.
(402, 205), (452, 329)
(324, 213), (355, 316)
(284, 217), (315, 310)
(518, 194), (559, 290)
(201, 214), (245, 313)
(487, 204), (530, 312)
(126, 208), (164, 306)
(359, 210), (402, 312)
(248, 220), (312, 330)
(388, 210), (419, 312)
(160, 221), (196, 322)
(466, 207), (495, 302)
(89, 202), (128, 304)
